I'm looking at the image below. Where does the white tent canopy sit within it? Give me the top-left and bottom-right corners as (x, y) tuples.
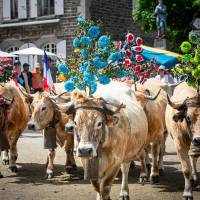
(0, 50), (17, 57)
(12, 47), (57, 57)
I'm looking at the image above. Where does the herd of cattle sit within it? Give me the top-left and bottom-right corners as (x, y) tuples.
(0, 79), (199, 200)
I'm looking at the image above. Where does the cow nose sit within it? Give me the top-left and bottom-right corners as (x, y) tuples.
(65, 125), (74, 133)
(28, 123), (35, 130)
(78, 147), (93, 157)
(192, 137), (200, 146)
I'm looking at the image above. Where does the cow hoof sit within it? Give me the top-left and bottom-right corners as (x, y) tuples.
(119, 195), (129, 200)
(183, 196), (193, 200)
(9, 166), (18, 173)
(0, 173), (3, 178)
(139, 175), (148, 184)
(45, 173), (53, 179)
(159, 169), (164, 176)
(65, 164), (77, 174)
(2, 159), (9, 165)
(150, 175), (159, 184)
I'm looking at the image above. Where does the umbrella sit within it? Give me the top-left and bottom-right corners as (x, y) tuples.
(0, 50), (17, 57)
(141, 45), (181, 69)
(12, 47), (57, 57)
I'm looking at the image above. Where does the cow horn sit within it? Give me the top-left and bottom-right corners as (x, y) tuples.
(49, 92), (71, 102)
(18, 87), (34, 102)
(167, 94), (186, 110)
(144, 89), (161, 100)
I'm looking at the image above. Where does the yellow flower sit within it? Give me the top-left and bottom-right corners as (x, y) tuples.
(58, 74), (65, 81)
(74, 48), (80, 53)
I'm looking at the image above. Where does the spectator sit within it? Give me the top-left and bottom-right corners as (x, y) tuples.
(13, 60), (21, 78)
(19, 63), (33, 94)
(32, 63), (43, 93)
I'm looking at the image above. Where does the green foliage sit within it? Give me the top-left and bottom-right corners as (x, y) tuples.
(174, 35), (200, 89)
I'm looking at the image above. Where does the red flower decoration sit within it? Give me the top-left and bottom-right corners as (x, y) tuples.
(138, 72), (144, 77)
(134, 46), (143, 53)
(125, 49), (133, 58)
(117, 41), (122, 50)
(123, 59), (132, 66)
(136, 55), (144, 62)
(144, 70), (150, 77)
(134, 65), (141, 72)
(126, 33), (135, 42)
(0, 66), (4, 73)
(136, 37), (143, 46)
(0, 98), (5, 106)
(154, 64), (159, 71)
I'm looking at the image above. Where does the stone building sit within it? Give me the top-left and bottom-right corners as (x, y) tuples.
(0, 0), (154, 71)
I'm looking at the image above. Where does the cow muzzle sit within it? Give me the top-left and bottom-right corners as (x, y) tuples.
(192, 137), (200, 147)
(28, 122), (36, 130)
(77, 143), (97, 158)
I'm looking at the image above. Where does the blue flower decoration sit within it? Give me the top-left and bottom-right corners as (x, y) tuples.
(80, 62), (89, 73)
(80, 49), (89, 59)
(80, 36), (92, 46)
(64, 81), (75, 92)
(108, 52), (121, 62)
(73, 37), (80, 48)
(83, 72), (95, 84)
(77, 17), (85, 24)
(98, 35), (110, 48)
(93, 57), (108, 69)
(77, 83), (85, 91)
(90, 81), (97, 94)
(98, 75), (110, 85)
(70, 76), (79, 82)
(58, 64), (70, 75)
(87, 26), (100, 39)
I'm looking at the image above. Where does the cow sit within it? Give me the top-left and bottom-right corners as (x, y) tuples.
(165, 82), (200, 200)
(64, 81), (148, 200)
(134, 80), (168, 183)
(26, 91), (76, 178)
(0, 81), (29, 176)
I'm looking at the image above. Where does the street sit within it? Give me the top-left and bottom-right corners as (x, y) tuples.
(0, 130), (199, 200)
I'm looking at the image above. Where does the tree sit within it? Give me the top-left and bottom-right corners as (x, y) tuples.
(133, 0), (200, 51)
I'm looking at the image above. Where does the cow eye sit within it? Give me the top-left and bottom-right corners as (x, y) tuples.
(186, 115), (192, 123)
(97, 122), (103, 129)
(41, 107), (46, 111)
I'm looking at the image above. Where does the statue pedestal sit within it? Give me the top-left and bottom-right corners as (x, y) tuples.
(154, 38), (167, 50)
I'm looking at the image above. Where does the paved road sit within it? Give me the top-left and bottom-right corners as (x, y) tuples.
(0, 130), (199, 200)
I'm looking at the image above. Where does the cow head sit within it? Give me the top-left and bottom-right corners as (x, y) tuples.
(168, 95), (200, 153)
(28, 92), (61, 131)
(64, 91), (124, 158)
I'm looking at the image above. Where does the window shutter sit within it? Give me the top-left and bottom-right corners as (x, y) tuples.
(18, 0), (27, 19)
(57, 40), (66, 59)
(3, 0), (11, 20)
(30, 0), (38, 18)
(55, 0), (64, 15)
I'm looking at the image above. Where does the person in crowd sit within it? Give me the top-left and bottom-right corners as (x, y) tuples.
(13, 60), (21, 78)
(48, 58), (57, 83)
(32, 62), (43, 93)
(18, 63), (33, 94)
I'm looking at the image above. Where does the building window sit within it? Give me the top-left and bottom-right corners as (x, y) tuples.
(11, 0), (18, 19)
(43, 43), (56, 66)
(38, 0), (55, 16)
(7, 46), (19, 60)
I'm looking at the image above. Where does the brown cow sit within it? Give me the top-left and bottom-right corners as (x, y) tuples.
(27, 92), (76, 178)
(0, 81), (29, 175)
(165, 82), (200, 200)
(134, 81), (168, 183)
(64, 81), (148, 200)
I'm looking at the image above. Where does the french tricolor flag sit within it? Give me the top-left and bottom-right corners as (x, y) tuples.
(43, 51), (55, 92)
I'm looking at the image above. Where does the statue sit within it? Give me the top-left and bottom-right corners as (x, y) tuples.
(154, 0), (167, 38)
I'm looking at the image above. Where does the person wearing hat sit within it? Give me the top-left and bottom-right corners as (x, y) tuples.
(13, 60), (21, 78)
(32, 62), (43, 93)
(18, 63), (33, 93)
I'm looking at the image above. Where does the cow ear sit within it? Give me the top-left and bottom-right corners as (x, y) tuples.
(106, 113), (120, 127)
(54, 109), (61, 122)
(173, 111), (186, 122)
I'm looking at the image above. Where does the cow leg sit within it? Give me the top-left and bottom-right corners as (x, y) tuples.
(0, 150), (3, 178)
(189, 155), (199, 187)
(145, 145), (151, 172)
(139, 150), (148, 184)
(65, 148), (77, 174)
(150, 142), (160, 183)
(100, 165), (120, 200)
(120, 162), (131, 200)
(2, 150), (9, 165)
(91, 180), (101, 200)
(46, 149), (55, 179)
